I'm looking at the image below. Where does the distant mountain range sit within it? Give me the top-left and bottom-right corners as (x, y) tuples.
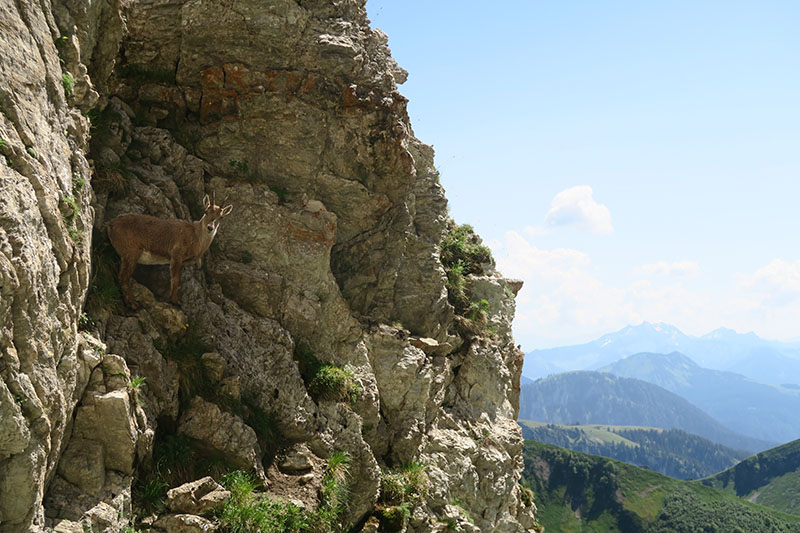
(518, 420), (749, 480)
(600, 351), (800, 443)
(519, 371), (775, 453)
(701, 438), (800, 517)
(524, 321), (800, 385)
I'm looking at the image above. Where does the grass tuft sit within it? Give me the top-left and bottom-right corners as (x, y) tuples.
(440, 224), (494, 316)
(218, 471), (310, 533)
(295, 343), (361, 405)
(62, 73), (75, 96)
(376, 460), (429, 528)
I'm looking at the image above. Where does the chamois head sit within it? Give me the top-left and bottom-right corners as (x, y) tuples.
(201, 193), (233, 234)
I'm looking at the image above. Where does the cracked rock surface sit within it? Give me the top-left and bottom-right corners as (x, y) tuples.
(0, 0), (538, 531)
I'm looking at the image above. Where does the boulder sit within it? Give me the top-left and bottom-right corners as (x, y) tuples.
(165, 477), (230, 516)
(178, 396), (264, 479)
(152, 514), (217, 533)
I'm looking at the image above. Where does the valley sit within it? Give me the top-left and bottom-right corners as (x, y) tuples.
(518, 420), (749, 480)
(521, 440), (800, 532)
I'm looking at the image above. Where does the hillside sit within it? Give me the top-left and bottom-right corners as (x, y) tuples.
(524, 322), (800, 385)
(518, 420), (748, 480)
(702, 439), (800, 516)
(600, 351), (800, 443)
(519, 371), (774, 453)
(522, 440), (800, 532)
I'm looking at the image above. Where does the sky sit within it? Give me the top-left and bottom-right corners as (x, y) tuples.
(365, 1), (800, 349)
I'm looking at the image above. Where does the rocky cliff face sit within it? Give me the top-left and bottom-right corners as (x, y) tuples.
(0, 1), (538, 531)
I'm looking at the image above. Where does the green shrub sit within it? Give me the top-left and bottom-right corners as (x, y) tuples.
(440, 224), (494, 315)
(312, 451), (352, 530)
(520, 486), (534, 507)
(379, 461), (429, 507)
(62, 73), (75, 96)
(86, 108), (101, 126)
(446, 260), (468, 309)
(467, 299), (490, 322)
(219, 471), (310, 533)
(377, 503), (412, 531)
(132, 477), (168, 515)
(440, 224), (493, 275)
(68, 225), (84, 244)
(295, 343), (361, 405)
(309, 365), (360, 404)
(73, 174), (85, 192)
(229, 159), (250, 175)
(63, 194), (79, 217)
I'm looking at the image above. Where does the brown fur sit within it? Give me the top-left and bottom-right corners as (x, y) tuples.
(107, 196), (232, 308)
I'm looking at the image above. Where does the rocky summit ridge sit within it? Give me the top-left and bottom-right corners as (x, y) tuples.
(0, 1), (537, 531)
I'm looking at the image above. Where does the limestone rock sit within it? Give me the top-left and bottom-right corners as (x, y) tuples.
(165, 477), (230, 516)
(0, 0), (95, 526)
(72, 389), (138, 475)
(278, 443), (315, 473)
(367, 327), (434, 465)
(178, 396), (265, 479)
(200, 352), (226, 383)
(57, 439), (106, 498)
(0, 0), (538, 530)
(218, 376), (241, 400)
(152, 514), (217, 533)
(0, 379), (30, 461)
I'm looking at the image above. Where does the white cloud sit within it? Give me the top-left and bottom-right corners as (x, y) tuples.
(739, 259), (800, 296)
(734, 259), (800, 309)
(544, 185), (613, 234)
(496, 231), (634, 343)
(495, 229), (800, 347)
(495, 231), (713, 347)
(634, 260), (700, 278)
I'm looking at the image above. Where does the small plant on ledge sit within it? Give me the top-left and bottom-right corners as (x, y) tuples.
(440, 223), (494, 316)
(375, 461), (430, 529)
(295, 342), (361, 405)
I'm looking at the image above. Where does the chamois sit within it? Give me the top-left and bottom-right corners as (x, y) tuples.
(107, 194), (232, 309)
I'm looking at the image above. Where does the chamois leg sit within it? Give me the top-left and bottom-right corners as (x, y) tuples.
(118, 257), (138, 310)
(169, 257), (183, 304)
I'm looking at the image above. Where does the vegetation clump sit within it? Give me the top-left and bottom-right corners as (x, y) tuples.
(218, 471), (309, 533)
(521, 440), (800, 533)
(519, 421), (748, 480)
(376, 462), (429, 529)
(440, 223), (494, 323)
(295, 343), (361, 405)
(217, 453), (351, 532)
(62, 73), (75, 96)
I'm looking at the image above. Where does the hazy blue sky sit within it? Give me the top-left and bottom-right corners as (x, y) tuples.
(366, 1), (800, 349)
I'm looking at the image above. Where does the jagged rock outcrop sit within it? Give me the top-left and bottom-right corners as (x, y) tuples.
(0, 0), (538, 531)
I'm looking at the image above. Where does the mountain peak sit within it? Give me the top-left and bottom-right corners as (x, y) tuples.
(702, 327), (761, 341)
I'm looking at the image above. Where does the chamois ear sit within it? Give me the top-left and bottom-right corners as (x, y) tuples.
(203, 194), (211, 210)
(221, 204), (233, 216)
